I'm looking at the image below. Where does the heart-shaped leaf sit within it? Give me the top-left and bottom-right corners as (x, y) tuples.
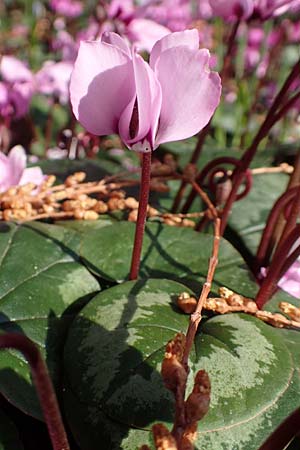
(63, 278), (299, 450)
(80, 221), (256, 294)
(0, 221), (100, 419)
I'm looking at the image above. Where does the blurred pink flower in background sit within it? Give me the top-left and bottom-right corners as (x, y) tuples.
(70, 29), (221, 152)
(0, 146), (44, 192)
(49, 0), (83, 18)
(208, 0), (254, 20)
(0, 56), (35, 118)
(35, 61), (73, 104)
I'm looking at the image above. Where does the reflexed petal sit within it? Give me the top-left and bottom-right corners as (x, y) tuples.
(70, 41), (135, 135)
(150, 29), (199, 69)
(8, 145), (27, 185)
(154, 47), (221, 146)
(101, 32), (131, 56)
(0, 152), (11, 192)
(119, 51), (162, 150)
(19, 167), (45, 187)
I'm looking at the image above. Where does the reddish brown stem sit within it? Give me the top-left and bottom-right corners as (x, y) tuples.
(129, 151), (152, 280)
(256, 224), (300, 309)
(0, 333), (70, 450)
(182, 218), (221, 370)
(255, 186), (299, 274)
(220, 58), (300, 236)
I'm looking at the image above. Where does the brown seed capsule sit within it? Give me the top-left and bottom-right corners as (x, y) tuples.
(65, 171), (86, 186)
(182, 219), (195, 228)
(177, 292), (197, 314)
(163, 218), (177, 226)
(219, 286), (234, 300)
(3, 209), (14, 221)
(152, 424), (177, 450)
(161, 333), (187, 393)
(279, 302), (300, 322)
(226, 293), (244, 307)
(107, 197), (120, 211)
(93, 201), (108, 214)
(185, 370), (211, 424)
(147, 206), (159, 217)
(42, 204), (55, 214)
(83, 211), (99, 220)
(110, 190), (125, 199)
(43, 175), (56, 188)
(180, 423), (197, 450)
(10, 209), (28, 220)
(74, 209), (85, 220)
(124, 197), (139, 209)
(204, 297), (229, 314)
(18, 183), (36, 194)
(6, 187), (17, 196)
(128, 209), (138, 222)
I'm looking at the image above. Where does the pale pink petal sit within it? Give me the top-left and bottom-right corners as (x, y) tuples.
(101, 31), (131, 57)
(0, 56), (33, 83)
(19, 167), (44, 186)
(70, 41), (135, 135)
(150, 29), (199, 69)
(118, 51), (162, 150)
(154, 47), (221, 146)
(127, 18), (170, 53)
(278, 259), (300, 299)
(0, 152), (12, 192)
(8, 145), (26, 185)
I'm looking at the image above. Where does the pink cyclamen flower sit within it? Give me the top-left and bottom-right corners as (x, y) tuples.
(49, 0), (83, 18)
(208, 0), (254, 20)
(70, 30), (221, 152)
(35, 61), (73, 104)
(0, 146), (44, 193)
(0, 56), (35, 119)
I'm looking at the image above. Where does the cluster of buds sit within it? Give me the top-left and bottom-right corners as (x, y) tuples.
(141, 333), (211, 450)
(177, 288), (300, 330)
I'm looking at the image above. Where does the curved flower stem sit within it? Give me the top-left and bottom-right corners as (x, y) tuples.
(220, 58), (300, 236)
(254, 186), (299, 275)
(0, 333), (70, 450)
(129, 151), (152, 280)
(255, 224), (300, 309)
(266, 150), (300, 255)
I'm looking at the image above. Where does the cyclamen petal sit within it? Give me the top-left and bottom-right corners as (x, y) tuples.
(154, 47), (221, 146)
(119, 51), (162, 149)
(70, 41), (135, 136)
(70, 31), (221, 151)
(150, 29), (199, 69)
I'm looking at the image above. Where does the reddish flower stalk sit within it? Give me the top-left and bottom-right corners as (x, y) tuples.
(0, 333), (70, 450)
(267, 150), (300, 256)
(254, 186), (299, 275)
(129, 151), (152, 280)
(255, 224), (300, 309)
(220, 58), (300, 236)
(181, 156), (241, 214)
